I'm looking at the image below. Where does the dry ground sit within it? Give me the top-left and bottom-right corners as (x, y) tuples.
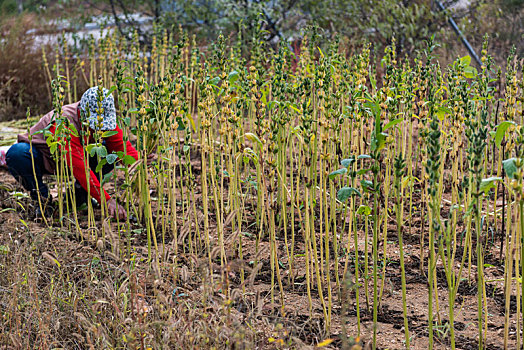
(0, 158), (514, 349)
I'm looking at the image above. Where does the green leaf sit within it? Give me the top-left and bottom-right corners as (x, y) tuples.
(268, 101), (280, 110)
(383, 118), (403, 130)
(43, 129), (53, 138)
(363, 100), (380, 118)
(68, 124), (79, 137)
(401, 175), (415, 190)
(107, 85), (117, 95)
(49, 142), (58, 154)
(356, 205), (372, 216)
(341, 158), (354, 168)
(243, 133), (263, 148)
(87, 144), (96, 157)
(177, 117), (186, 130)
(95, 158), (107, 173)
(209, 76), (221, 86)
(503, 158), (517, 179)
(358, 154), (371, 159)
(106, 154), (118, 164)
(77, 202), (88, 211)
(369, 72), (377, 91)
(371, 132), (387, 153)
(260, 87), (269, 104)
(102, 130), (119, 138)
(460, 55), (471, 66)
(480, 176), (502, 193)
(361, 180), (374, 191)
(494, 121), (516, 147)
(328, 168), (347, 179)
(96, 146), (108, 158)
(101, 172), (113, 186)
(337, 187), (361, 201)
(357, 168), (371, 176)
(464, 66), (477, 79)
(228, 70), (240, 84)
(436, 106), (452, 121)
(123, 155), (136, 165)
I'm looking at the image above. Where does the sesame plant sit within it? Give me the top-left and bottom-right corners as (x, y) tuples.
(3, 27), (524, 350)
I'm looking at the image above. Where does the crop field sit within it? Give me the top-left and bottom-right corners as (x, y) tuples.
(0, 28), (523, 349)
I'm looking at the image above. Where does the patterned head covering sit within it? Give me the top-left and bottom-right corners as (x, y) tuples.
(79, 86), (117, 131)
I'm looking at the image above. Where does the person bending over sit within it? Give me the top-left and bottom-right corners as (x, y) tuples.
(6, 86), (138, 220)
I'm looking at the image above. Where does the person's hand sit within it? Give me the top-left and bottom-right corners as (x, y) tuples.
(107, 198), (127, 221)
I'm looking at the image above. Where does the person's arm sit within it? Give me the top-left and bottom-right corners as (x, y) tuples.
(52, 125), (110, 203)
(104, 125), (139, 160)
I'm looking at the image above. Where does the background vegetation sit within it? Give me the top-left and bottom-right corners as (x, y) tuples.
(0, 0), (522, 120)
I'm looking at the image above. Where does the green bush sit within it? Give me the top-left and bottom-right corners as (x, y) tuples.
(0, 0), (18, 15)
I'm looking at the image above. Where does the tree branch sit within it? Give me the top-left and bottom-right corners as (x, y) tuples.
(109, 0), (125, 37)
(115, 0), (145, 37)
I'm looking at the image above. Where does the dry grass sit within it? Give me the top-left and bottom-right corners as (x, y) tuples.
(0, 218), (261, 349)
(0, 14), (52, 121)
(0, 166), (364, 350)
